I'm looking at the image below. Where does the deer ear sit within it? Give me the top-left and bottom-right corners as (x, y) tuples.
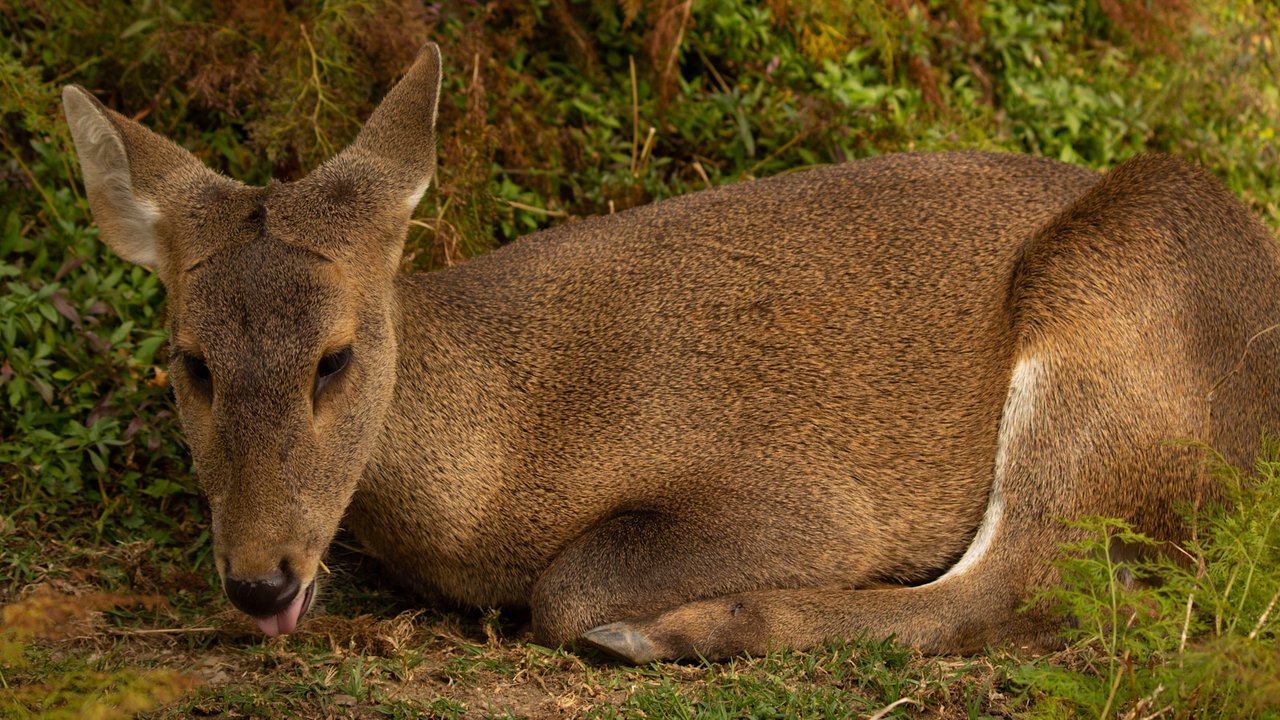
(62, 85), (226, 270)
(334, 42), (443, 212)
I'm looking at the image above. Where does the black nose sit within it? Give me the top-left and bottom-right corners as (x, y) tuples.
(223, 562), (300, 617)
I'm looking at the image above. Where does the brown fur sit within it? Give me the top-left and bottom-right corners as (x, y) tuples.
(62, 45), (1280, 661)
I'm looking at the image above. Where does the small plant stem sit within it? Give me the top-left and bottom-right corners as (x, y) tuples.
(97, 471), (111, 516)
(95, 495), (121, 538)
(1132, 683), (1166, 718)
(1, 137), (62, 225)
(1088, 575), (1108, 646)
(1232, 525), (1267, 634)
(113, 626), (218, 636)
(496, 198), (567, 217)
(637, 126), (657, 175)
(1248, 587), (1279, 639)
(1179, 592), (1194, 654)
(630, 55), (639, 176)
(59, 147), (85, 208)
(693, 45), (733, 96)
(1234, 505), (1280, 636)
(298, 23), (338, 157)
(1106, 533), (1120, 657)
(1218, 564), (1240, 635)
(740, 129), (810, 179)
(691, 160), (711, 188)
(865, 697), (919, 720)
(1098, 648), (1130, 720)
(47, 56), (101, 87)
(329, 538), (366, 555)
(1207, 322), (1280, 403)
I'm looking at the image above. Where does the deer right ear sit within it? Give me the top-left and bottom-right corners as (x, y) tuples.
(339, 42), (443, 212)
(62, 85), (224, 270)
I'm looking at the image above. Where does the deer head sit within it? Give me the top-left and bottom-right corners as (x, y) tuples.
(62, 44), (443, 635)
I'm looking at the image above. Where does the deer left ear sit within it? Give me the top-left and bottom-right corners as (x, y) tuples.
(63, 85), (164, 267)
(62, 84), (239, 275)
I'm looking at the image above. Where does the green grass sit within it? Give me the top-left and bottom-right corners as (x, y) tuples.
(3, 0), (1280, 717)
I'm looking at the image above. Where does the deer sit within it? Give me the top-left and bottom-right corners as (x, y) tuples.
(60, 43), (1280, 663)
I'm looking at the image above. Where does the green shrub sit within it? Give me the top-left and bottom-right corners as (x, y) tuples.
(1015, 446), (1280, 717)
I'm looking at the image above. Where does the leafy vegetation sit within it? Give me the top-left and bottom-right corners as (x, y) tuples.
(1015, 447), (1280, 717)
(2, 0), (1279, 717)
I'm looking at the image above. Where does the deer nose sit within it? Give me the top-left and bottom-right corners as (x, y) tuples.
(223, 563), (300, 618)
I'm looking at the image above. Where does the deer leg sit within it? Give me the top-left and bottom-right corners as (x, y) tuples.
(529, 503), (856, 648)
(582, 345), (1211, 662)
(579, 533), (1064, 662)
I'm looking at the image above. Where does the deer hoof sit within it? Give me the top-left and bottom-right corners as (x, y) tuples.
(581, 622), (662, 664)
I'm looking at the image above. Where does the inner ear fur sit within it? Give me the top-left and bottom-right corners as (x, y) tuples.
(62, 85), (238, 275)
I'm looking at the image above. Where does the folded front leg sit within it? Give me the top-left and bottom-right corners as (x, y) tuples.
(529, 500), (861, 649)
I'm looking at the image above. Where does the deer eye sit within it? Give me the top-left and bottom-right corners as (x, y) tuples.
(314, 346), (352, 400)
(182, 353), (213, 396)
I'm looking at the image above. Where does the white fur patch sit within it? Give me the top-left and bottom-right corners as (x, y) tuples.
(404, 177), (432, 212)
(936, 355), (1044, 582)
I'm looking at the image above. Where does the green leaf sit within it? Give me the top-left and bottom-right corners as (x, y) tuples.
(88, 449), (106, 474)
(133, 334), (168, 366)
(119, 17), (157, 39)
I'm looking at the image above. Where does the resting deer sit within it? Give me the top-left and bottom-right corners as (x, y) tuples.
(61, 44), (1280, 662)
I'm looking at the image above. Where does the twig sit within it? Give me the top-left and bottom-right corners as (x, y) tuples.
(1207, 322), (1280, 404)
(472, 52), (481, 101)
(112, 626), (219, 636)
(1167, 541), (1196, 563)
(693, 44), (733, 96)
(1099, 649), (1130, 720)
(1124, 683), (1167, 720)
(865, 697), (920, 720)
(1248, 586), (1279, 639)
(691, 160), (711, 188)
(409, 215), (464, 267)
(1179, 592), (1194, 653)
(498, 198), (567, 217)
(740, 129), (810, 180)
(637, 126), (657, 175)
(1218, 564), (1241, 635)
(58, 143), (85, 208)
(660, 1), (693, 86)
(298, 24), (338, 157)
(330, 538), (368, 555)
(630, 55), (640, 176)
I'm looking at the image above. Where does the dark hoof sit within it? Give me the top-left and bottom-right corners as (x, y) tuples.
(580, 622), (662, 664)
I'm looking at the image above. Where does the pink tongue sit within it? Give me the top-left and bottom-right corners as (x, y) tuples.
(254, 588), (308, 637)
